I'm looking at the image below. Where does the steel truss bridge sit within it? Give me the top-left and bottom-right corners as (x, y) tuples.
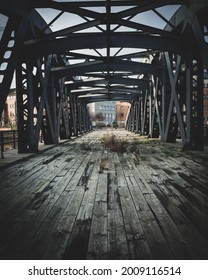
(0, 0), (208, 153)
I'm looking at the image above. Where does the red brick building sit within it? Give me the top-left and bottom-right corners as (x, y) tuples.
(116, 101), (131, 128)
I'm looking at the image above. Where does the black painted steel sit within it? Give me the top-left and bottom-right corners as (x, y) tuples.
(0, 0), (208, 151)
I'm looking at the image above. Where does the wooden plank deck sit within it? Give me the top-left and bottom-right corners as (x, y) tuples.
(0, 128), (208, 260)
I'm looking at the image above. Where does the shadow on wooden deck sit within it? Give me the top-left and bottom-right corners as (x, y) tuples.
(0, 129), (208, 260)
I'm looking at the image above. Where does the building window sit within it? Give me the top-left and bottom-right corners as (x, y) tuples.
(120, 106), (124, 110)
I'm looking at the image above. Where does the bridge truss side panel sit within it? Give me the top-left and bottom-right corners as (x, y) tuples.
(0, 16), (28, 118)
(126, 50), (204, 150)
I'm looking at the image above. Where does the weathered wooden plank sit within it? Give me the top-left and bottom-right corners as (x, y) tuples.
(149, 154), (208, 200)
(138, 161), (192, 224)
(64, 153), (93, 192)
(0, 153), (91, 257)
(141, 158), (208, 246)
(42, 151), (100, 259)
(87, 173), (108, 259)
(87, 201), (108, 259)
(76, 151), (101, 220)
(144, 193), (195, 259)
(42, 187), (85, 260)
(140, 217), (175, 259)
(57, 151), (101, 259)
(114, 154), (128, 188)
(165, 155), (208, 185)
(115, 157), (152, 259)
(123, 162), (174, 259)
(107, 153), (129, 259)
(0, 190), (70, 259)
(119, 187), (152, 260)
(0, 153), (77, 218)
(132, 166), (155, 195)
(108, 209), (129, 259)
(22, 193), (72, 259)
(0, 129), (208, 260)
(0, 144), (74, 196)
(0, 142), (73, 185)
(177, 223), (208, 259)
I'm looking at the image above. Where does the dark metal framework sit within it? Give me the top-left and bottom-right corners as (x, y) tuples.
(0, 0), (208, 152)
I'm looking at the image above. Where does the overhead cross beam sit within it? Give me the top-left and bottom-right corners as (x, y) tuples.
(51, 59), (162, 78)
(25, 32), (189, 57)
(26, 0), (190, 12)
(66, 77), (149, 90)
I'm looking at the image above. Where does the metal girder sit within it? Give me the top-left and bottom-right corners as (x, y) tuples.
(0, 2), (52, 34)
(32, 20), (103, 42)
(127, 86), (162, 136)
(163, 53), (185, 143)
(115, 19), (181, 38)
(64, 51), (102, 61)
(80, 96), (135, 104)
(51, 59), (162, 78)
(164, 5), (208, 70)
(59, 79), (71, 140)
(135, 101), (141, 133)
(0, 1), (28, 16)
(16, 62), (35, 153)
(66, 77), (149, 90)
(115, 0), (189, 18)
(78, 91), (138, 98)
(0, 15), (28, 118)
(33, 18), (183, 44)
(150, 76), (162, 138)
(25, 33), (188, 58)
(28, 0), (189, 18)
(117, 50), (157, 59)
(71, 86), (140, 96)
(35, 2), (101, 20)
(15, 54), (70, 152)
(36, 56), (59, 145)
(190, 11), (208, 71)
(27, 0), (187, 9)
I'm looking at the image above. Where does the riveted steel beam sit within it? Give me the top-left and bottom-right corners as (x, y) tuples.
(70, 87), (140, 96)
(51, 59), (162, 79)
(31, 20), (103, 42)
(24, 33), (188, 58)
(115, 19), (181, 38)
(150, 76), (162, 138)
(66, 77), (149, 90)
(27, 0), (185, 9)
(0, 16), (28, 118)
(29, 0), (189, 16)
(35, 17), (184, 44)
(115, 0), (189, 18)
(164, 52), (185, 144)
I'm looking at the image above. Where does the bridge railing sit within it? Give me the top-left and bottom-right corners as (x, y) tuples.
(0, 130), (18, 159)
